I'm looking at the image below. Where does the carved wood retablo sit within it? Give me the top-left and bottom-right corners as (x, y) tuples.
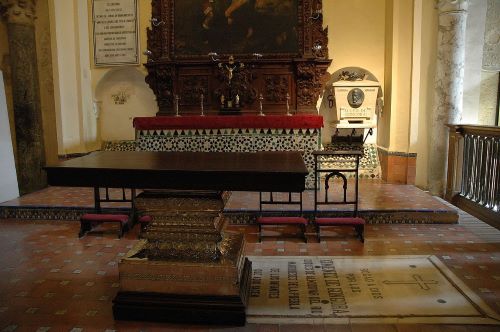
(145, 0), (332, 115)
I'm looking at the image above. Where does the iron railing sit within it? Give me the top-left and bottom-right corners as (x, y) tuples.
(446, 124), (500, 229)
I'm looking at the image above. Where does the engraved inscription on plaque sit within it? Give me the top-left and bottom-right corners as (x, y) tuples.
(93, 0), (139, 66)
(247, 256), (483, 318)
(340, 107), (369, 118)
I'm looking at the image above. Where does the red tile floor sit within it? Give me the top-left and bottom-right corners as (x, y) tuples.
(0, 187), (499, 331)
(1, 182), (452, 212)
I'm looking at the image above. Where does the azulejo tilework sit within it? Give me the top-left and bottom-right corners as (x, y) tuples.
(0, 180), (458, 224)
(2, 208), (452, 224)
(0, 207), (128, 221)
(101, 140), (137, 151)
(223, 210), (457, 225)
(136, 128), (322, 188)
(321, 143), (381, 179)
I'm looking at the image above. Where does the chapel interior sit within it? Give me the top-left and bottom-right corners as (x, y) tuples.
(0, 0), (499, 331)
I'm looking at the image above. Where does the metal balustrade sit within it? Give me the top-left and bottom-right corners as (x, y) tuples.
(446, 125), (500, 229)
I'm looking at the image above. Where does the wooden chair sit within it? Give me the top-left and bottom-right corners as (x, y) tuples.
(256, 191), (308, 242)
(78, 187), (136, 239)
(138, 214), (152, 234)
(313, 150), (365, 243)
(79, 213), (130, 238)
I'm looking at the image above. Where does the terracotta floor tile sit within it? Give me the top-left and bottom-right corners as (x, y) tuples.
(0, 185), (498, 329)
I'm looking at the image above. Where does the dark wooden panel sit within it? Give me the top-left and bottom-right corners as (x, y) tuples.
(45, 151), (308, 192)
(113, 291), (246, 325)
(144, 0), (332, 115)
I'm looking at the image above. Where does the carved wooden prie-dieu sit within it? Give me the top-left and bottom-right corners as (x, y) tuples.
(145, 0), (332, 115)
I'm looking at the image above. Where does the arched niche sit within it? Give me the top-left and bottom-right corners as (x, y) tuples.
(94, 67), (158, 142)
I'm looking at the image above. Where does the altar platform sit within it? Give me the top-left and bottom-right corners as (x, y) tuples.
(0, 181), (458, 224)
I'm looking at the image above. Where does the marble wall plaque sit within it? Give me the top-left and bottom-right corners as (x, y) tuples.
(93, 0), (139, 66)
(333, 84), (378, 129)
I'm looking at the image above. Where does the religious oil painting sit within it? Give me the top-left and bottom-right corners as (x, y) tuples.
(174, 0), (299, 56)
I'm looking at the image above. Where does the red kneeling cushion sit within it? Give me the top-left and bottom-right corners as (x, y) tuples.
(257, 216), (308, 225)
(315, 217), (365, 226)
(138, 215), (152, 224)
(81, 213), (129, 225)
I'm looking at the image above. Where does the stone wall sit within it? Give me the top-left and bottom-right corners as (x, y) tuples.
(35, 0), (58, 164)
(482, 0), (500, 71)
(478, 0), (500, 126)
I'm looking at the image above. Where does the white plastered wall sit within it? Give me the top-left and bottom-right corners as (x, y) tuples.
(409, 0), (422, 156)
(49, 0), (155, 153)
(89, 0), (156, 142)
(0, 71), (19, 202)
(319, 0), (386, 146)
(387, 0), (413, 153)
(49, 0), (97, 154)
(414, 1), (438, 189)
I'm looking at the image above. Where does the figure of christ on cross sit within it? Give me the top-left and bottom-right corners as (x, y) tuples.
(218, 55), (244, 85)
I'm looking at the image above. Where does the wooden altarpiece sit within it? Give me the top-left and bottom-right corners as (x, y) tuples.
(145, 0), (331, 115)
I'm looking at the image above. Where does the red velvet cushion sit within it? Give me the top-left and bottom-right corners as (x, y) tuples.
(315, 217), (365, 225)
(133, 115), (323, 130)
(257, 216), (308, 225)
(81, 213), (129, 224)
(138, 215), (152, 224)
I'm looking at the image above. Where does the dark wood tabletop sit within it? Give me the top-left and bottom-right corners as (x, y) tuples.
(44, 151), (308, 192)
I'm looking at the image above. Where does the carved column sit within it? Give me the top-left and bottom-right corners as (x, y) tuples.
(295, 60), (331, 113)
(145, 62), (176, 115)
(428, 0), (468, 196)
(0, 0), (46, 194)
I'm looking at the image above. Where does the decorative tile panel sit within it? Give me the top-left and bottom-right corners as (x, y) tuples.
(136, 128), (321, 188)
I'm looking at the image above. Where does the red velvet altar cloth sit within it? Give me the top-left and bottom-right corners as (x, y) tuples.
(133, 115), (323, 130)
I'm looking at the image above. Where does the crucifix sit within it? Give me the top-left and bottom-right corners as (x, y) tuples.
(382, 274), (439, 291)
(219, 55), (244, 86)
(217, 55), (244, 109)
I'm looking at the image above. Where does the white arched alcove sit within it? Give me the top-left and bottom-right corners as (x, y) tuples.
(94, 67), (158, 142)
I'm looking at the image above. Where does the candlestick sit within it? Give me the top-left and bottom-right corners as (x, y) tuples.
(175, 94), (180, 117)
(200, 93), (205, 116)
(286, 93), (292, 116)
(258, 93), (265, 116)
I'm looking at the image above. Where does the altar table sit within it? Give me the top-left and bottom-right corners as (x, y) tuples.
(133, 115), (323, 188)
(44, 150), (308, 192)
(45, 150), (309, 325)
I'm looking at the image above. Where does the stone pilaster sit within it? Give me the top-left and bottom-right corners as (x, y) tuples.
(428, 0), (468, 196)
(0, 0), (46, 194)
